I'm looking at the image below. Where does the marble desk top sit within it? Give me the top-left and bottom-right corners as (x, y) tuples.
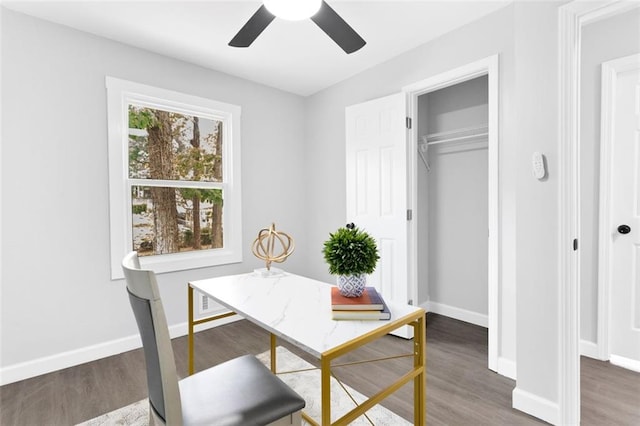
(189, 272), (423, 358)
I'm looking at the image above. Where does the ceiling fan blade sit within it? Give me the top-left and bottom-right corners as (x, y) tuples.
(229, 5), (275, 48)
(310, 1), (366, 54)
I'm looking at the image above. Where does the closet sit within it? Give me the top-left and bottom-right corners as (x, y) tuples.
(416, 75), (489, 323)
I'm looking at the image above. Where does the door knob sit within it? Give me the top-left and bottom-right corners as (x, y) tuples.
(617, 224), (631, 234)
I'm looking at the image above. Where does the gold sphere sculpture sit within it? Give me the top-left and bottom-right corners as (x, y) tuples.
(251, 223), (295, 271)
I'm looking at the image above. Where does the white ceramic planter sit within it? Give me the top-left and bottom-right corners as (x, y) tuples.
(337, 274), (366, 297)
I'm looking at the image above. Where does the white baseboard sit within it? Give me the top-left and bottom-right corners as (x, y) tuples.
(578, 340), (640, 371)
(512, 387), (559, 425)
(0, 311), (240, 386)
(610, 354), (640, 373)
(422, 301), (488, 328)
(580, 339), (601, 360)
(497, 356), (516, 380)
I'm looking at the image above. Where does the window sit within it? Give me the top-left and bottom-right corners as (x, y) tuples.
(106, 77), (242, 279)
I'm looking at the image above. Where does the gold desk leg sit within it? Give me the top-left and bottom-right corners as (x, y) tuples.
(321, 355), (331, 426)
(414, 314), (426, 425)
(188, 285), (195, 376)
(270, 333), (277, 373)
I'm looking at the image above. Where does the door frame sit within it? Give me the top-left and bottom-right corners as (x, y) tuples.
(402, 54), (500, 372)
(598, 53), (640, 365)
(558, 1), (640, 424)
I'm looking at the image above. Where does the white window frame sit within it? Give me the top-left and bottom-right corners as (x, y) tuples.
(106, 77), (242, 280)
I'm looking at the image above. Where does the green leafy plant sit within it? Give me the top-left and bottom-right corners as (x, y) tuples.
(132, 204), (147, 214)
(323, 223), (379, 276)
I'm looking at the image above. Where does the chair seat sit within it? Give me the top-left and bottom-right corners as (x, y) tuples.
(179, 354), (305, 426)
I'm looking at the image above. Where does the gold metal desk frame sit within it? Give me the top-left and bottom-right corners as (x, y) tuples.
(188, 284), (425, 426)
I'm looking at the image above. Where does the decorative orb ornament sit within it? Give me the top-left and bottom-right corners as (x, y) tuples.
(251, 223), (295, 271)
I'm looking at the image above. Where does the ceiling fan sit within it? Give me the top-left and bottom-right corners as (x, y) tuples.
(229, 0), (366, 54)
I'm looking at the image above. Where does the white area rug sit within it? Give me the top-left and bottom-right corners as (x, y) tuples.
(78, 346), (411, 425)
(78, 399), (147, 426)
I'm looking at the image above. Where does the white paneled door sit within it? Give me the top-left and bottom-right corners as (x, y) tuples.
(345, 93), (411, 338)
(603, 53), (640, 371)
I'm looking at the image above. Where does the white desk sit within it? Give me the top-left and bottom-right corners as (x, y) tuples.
(188, 272), (425, 426)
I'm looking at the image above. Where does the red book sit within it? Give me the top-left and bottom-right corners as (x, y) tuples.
(331, 286), (385, 311)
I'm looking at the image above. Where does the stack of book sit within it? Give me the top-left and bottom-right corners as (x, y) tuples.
(330, 286), (391, 320)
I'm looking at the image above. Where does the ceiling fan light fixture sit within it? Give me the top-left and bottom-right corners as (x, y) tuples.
(264, 0), (322, 21)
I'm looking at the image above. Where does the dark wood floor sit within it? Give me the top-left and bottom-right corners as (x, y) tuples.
(1, 313), (639, 425)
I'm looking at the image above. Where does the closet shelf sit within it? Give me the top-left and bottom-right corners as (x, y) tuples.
(427, 132), (488, 145)
(424, 125), (489, 145)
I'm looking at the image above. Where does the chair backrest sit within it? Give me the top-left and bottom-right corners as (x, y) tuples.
(122, 251), (182, 425)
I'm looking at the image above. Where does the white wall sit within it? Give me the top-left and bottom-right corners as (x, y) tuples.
(427, 145), (488, 315)
(0, 9), (307, 383)
(511, 1), (563, 420)
(425, 76), (489, 133)
(579, 9), (640, 346)
(304, 0), (518, 381)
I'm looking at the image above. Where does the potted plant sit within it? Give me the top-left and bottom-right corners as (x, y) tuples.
(322, 223), (379, 297)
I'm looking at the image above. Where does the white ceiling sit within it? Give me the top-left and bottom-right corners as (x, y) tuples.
(3, 0), (512, 96)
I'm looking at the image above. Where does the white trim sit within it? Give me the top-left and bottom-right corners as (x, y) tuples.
(406, 94), (419, 334)
(597, 56), (615, 362)
(558, 2), (640, 424)
(597, 53), (640, 362)
(610, 354), (640, 373)
(0, 311), (240, 386)
(580, 0), (640, 26)
(422, 301), (488, 328)
(403, 54), (500, 373)
(580, 339), (601, 360)
(105, 76), (243, 280)
(512, 387), (560, 426)
(402, 56), (496, 93)
(497, 356), (516, 380)
(558, 4), (581, 424)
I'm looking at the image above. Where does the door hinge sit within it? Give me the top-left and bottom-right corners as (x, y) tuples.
(408, 299), (414, 306)
(407, 209), (413, 221)
(406, 117), (412, 129)
(573, 239), (578, 251)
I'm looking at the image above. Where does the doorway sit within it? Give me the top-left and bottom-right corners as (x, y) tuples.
(403, 55), (501, 373)
(559, 1), (640, 423)
(595, 53), (640, 370)
(579, 9), (640, 371)
(581, 8), (640, 425)
(416, 77), (489, 327)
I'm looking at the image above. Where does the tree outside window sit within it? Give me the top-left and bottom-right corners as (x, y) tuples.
(128, 106), (224, 256)
(107, 77), (242, 279)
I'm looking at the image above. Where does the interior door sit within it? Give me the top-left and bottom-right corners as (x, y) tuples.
(607, 54), (640, 370)
(345, 93), (410, 337)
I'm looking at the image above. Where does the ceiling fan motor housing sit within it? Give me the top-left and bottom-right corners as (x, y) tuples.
(264, 0), (322, 21)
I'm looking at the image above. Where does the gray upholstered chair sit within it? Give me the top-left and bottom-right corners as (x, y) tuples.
(122, 251), (305, 426)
